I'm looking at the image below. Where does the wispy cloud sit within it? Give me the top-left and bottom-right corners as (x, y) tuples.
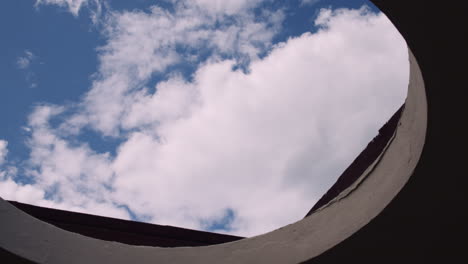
(34, 0), (99, 16)
(59, 1), (284, 136)
(16, 50), (35, 69)
(16, 50), (39, 88)
(300, 0), (321, 6)
(0, 140), (8, 165)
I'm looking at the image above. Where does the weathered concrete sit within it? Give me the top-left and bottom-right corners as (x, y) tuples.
(0, 42), (427, 264)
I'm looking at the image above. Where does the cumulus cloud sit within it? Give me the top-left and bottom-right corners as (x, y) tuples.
(22, 104), (129, 218)
(108, 7), (407, 236)
(0, 142), (42, 205)
(0, 110), (129, 219)
(4, 3), (408, 237)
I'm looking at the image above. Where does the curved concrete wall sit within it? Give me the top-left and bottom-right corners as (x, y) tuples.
(0, 7), (430, 264)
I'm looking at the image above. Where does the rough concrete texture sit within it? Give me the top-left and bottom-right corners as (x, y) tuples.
(0, 43), (427, 263)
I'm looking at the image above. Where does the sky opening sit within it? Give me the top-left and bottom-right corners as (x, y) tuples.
(0, 0), (408, 237)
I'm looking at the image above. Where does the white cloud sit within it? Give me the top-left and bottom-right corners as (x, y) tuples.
(181, 0), (266, 15)
(26, 105), (115, 201)
(34, 0), (266, 20)
(16, 50), (35, 69)
(35, 0), (267, 17)
(35, 0), (98, 16)
(6, 4), (408, 237)
(1, 111), (127, 220)
(16, 50), (39, 88)
(0, 140), (8, 165)
(300, 0), (321, 6)
(0, 104), (130, 219)
(111, 6), (407, 236)
(59, 2), (284, 136)
(109, 6), (407, 236)
(0, 176), (129, 219)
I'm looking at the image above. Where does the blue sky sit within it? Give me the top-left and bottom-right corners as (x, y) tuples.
(0, 0), (407, 236)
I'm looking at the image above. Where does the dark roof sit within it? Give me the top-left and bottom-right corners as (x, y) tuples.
(8, 201), (244, 247)
(305, 104), (404, 217)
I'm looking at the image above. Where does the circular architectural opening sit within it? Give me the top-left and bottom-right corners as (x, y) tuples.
(0, 0), (432, 262)
(1, 0), (411, 244)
